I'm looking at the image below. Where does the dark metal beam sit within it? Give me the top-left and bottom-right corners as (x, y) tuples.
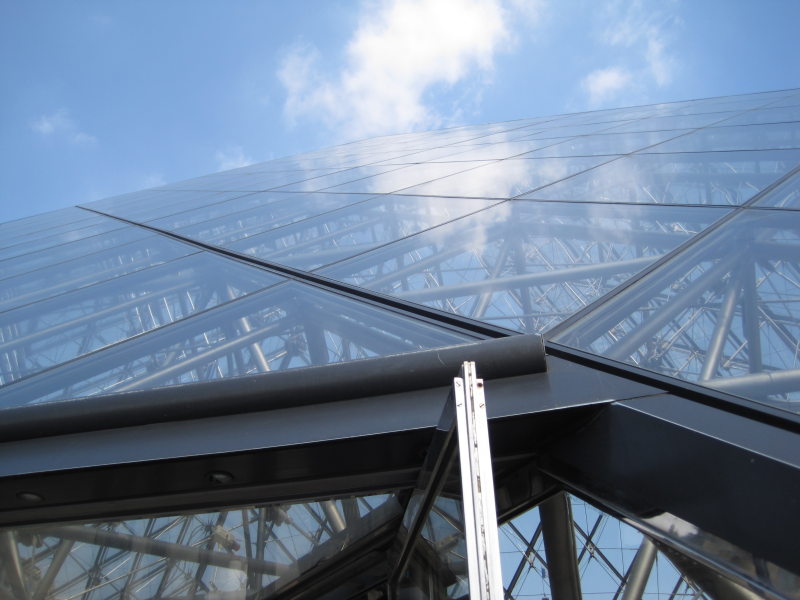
(538, 393), (800, 595)
(0, 334), (544, 440)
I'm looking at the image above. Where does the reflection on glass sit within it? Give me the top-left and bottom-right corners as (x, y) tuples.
(0, 213), (98, 251)
(167, 192), (379, 247)
(400, 156), (614, 198)
(323, 160), (495, 195)
(0, 216), (124, 262)
(0, 493), (401, 600)
(523, 129), (690, 158)
(0, 207), (94, 240)
(525, 150), (800, 205)
(0, 253), (283, 388)
(82, 189), (253, 222)
(755, 171), (800, 208)
(0, 226), (155, 282)
(553, 209), (800, 413)
(226, 195), (496, 270)
(0, 281), (474, 407)
(323, 201), (728, 333)
(398, 448), (469, 599)
(646, 122), (800, 153)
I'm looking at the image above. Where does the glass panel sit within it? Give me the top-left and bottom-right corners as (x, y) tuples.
(553, 209), (800, 414)
(602, 111), (742, 133)
(0, 233), (197, 312)
(163, 192), (380, 247)
(399, 464), (470, 599)
(320, 160), (496, 195)
(399, 156), (614, 198)
(274, 164), (411, 192)
(0, 281), (475, 406)
(371, 144), (501, 165)
(225, 195), (495, 271)
(323, 202), (728, 333)
(514, 121), (632, 139)
(82, 189), (254, 222)
(0, 213), (99, 251)
(0, 217), (125, 262)
(524, 150), (800, 205)
(158, 167), (345, 193)
(523, 130), (692, 158)
(0, 225), (154, 281)
(0, 207), (94, 240)
(755, 171), (800, 208)
(499, 497), (711, 599)
(720, 105), (800, 126)
(645, 122), (800, 153)
(408, 138), (573, 162)
(0, 253), (284, 388)
(0, 493), (401, 600)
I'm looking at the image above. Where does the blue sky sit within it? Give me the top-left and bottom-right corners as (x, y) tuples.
(1, 0), (798, 223)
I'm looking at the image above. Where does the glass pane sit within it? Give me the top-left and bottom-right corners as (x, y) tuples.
(82, 189), (254, 222)
(0, 281), (475, 406)
(225, 195), (495, 271)
(645, 122), (800, 153)
(164, 192), (380, 247)
(274, 164), (416, 192)
(0, 253), (284, 388)
(0, 233), (197, 312)
(755, 171), (800, 209)
(0, 216), (125, 262)
(321, 160), (496, 195)
(0, 493), (401, 600)
(515, 121), (634, 139)
(500, 496), (711, 599)
(401, 479), (470, 598)
(0, 213), (98, 251)
(323, 201), (728, 333)
(0, 207), (95, 240)
(553, 209), (800, 414)
(717, 105), (800, 126)
(604, 112), (743, 133)
(0, 225), (154, 282)
(523, 130), (691, 158)
(399, 156), (614, 198)
(524, 150), (800, 205)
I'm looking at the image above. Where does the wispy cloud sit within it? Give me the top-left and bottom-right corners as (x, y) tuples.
(581, 0), (681, 106)
(142, 173), (166, 188)
(215, 146), (254, 171)
(279, 0), (539, 140)
(582, 66), (633, 105)
(31, 108), (97, 144)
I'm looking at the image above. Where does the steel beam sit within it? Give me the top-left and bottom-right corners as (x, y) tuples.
(539, 493), (582, 600)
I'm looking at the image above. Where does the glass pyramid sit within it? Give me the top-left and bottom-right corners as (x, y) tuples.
(1, 88), (799, 599)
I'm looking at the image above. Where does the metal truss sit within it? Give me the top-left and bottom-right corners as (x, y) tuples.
(554, 207), (800, 410)
(324, 200), (721, 335)
(0, 495), (399, 600)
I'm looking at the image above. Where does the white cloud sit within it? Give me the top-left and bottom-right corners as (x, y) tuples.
(31, 108), (97, 144)
(215, 146), (254, 171)
(582, 66), (633, 105)
(142, 173), (166, 188)
(582, 0), (680, 106)
(279, 0), (539, 140)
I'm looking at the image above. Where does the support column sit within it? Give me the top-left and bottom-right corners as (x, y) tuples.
(539, 492), (582, 600)
(621, 537), (656, 600)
